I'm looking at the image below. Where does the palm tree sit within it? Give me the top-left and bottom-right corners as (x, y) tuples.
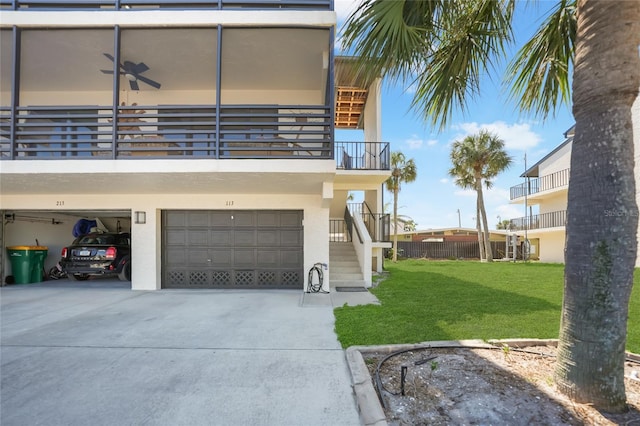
(385, 152), (417, 262)
(449, 131), (513, 262)
(496, 219), (511, 230)
(342, 0), (640, 411)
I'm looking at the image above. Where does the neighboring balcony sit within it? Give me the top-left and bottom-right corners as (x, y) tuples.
(0, 0), (332, 10)
(510, 168), (570, 200)
(509, 210), (567, 231)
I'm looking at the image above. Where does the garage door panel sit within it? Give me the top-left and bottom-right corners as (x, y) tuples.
(189, 211), (212, 227)
(234, 249), (256, 266)
(210, 230), (232, 245)
(280, 230), (302, 246)
(257, 230), (279, 246)
(166, 248), (186, 264)
(188, 230), (209, 246)
(210, 250), (232, 267)
(188, 249), (211, 265)
(234, 230), (257, 246)
(279, 211), (303, 227)
(234, 211), (256, 227)
(257, 250), (278, 266)
(257, 211), (279, 227)
(280, 250), (302, 266)
(163, 210), (302, 289)
(210, 211), (233, 226)
(166, 211), (187, 226)
(166, 230), (187, 245)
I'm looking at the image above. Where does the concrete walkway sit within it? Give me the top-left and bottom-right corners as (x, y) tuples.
(0, 280), (365, 426)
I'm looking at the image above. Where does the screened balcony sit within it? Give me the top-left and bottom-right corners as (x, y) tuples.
(0, 0), (332, 11)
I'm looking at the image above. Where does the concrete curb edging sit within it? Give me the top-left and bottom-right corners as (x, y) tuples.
(345, 339), (494, 426)
(345, 338), (640, 426)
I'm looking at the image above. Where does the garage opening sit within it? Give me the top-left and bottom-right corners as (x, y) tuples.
(162, 210), (303, 289)
(1, 210), (131, 286)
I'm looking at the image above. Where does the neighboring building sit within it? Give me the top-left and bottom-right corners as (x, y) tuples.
(510, 93), (640, 265)
(508, 127), (573, 263)
(0, 1), (392, 290)
(392, 227), (508, 243)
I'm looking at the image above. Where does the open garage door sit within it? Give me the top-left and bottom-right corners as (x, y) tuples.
(162, 210), (303, 289)
(1, 210), (131, 286)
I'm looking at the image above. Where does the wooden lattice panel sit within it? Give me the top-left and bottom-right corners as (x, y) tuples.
(335, 87), (368, 129)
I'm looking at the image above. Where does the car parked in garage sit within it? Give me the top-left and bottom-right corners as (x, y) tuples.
(60, 232), (131, 281)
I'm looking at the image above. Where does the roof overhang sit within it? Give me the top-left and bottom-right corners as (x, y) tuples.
(334, 56), (379, 130)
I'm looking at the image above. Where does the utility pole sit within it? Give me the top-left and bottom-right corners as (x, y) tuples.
(456, 209), (461, 228)
(523, 153), (529, 261)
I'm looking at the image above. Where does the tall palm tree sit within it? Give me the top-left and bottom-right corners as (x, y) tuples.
(342, 0), (640, 411)
(385, 152), (417, 262)
(449, 131), (513, 262)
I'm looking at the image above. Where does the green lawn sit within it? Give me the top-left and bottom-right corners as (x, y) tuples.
(334, 260), (640, 353)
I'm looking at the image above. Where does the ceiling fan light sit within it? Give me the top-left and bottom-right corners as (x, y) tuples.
(124, 73), (137, 81)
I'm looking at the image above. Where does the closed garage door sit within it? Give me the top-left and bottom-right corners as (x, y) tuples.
(163, 210), (303, 289)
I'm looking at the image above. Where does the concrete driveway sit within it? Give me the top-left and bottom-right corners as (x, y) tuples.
(0, 280), (362, 426)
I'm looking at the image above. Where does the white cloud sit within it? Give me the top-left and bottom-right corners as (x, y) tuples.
(453, 121), (542, 151)
(494, 204), (525, 221)
(427, 139), (438, 146)
(335, 0), (361, 23)
(439, 178), (449, 184)
(405, 134), (423, 149)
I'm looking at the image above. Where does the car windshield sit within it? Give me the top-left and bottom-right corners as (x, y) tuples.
(76, 235), (117, 245)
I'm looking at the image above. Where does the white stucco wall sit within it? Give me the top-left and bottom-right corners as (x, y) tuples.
(535, 230), (566, 263)
(1, 191), (329, 290)
(538, 140), (572, 177)
(538, 192), (568, 214)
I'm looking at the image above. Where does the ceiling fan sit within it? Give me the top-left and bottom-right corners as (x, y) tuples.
(100, 53), (161, 90)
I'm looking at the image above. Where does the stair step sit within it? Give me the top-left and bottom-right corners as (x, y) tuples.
(331, 280), (367, 288)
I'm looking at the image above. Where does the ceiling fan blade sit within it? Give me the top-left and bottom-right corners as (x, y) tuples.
(133, 62), (149, 74)
(129, 79), (140, 91)
(136, 74), (161, 89)
(103, 53), (125, 71)
(100, 69), (115, 74)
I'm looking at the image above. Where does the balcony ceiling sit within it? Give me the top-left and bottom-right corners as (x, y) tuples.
(334, 56), (378, 130)
(2, 27), (329, 93)
(0, 160), (336, 195)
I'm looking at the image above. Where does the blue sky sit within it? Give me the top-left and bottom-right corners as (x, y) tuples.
(334, 0), (574, 230)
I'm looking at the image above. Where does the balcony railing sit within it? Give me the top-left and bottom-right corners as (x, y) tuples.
(0, 104), (390, 168)
(510, 168), (570, 200)
(336, 141), (390, 171)
(509, 210), (567, 231)
(1, 0), (332, 11)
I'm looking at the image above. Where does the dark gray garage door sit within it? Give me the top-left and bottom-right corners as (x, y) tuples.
(162, 210), (303, 289)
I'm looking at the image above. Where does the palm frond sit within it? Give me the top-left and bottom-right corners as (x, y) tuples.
(505, 0), (576, 118)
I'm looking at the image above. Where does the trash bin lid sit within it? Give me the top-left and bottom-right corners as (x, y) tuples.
(7, 246), (48, 250)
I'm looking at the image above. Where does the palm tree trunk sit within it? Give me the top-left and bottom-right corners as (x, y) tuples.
(392, 188), (399, 262)
(477, 178), (493, 262)
(554, 0), (640, 412)
(475, 187), (486, 262)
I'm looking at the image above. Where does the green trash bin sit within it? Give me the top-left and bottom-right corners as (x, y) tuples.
(6, 246), (48, 284)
